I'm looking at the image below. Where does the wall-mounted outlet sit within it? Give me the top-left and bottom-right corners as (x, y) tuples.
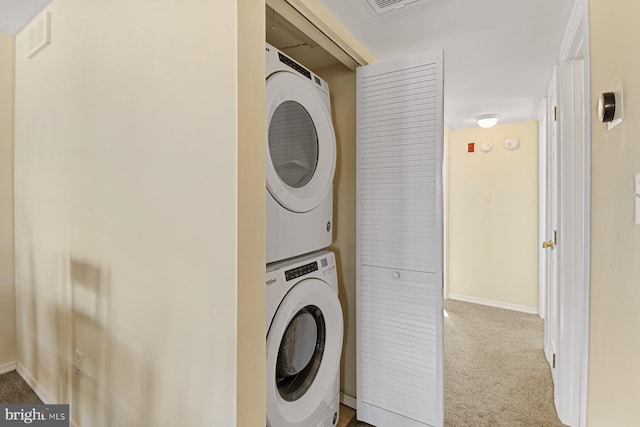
(73, 350), (84, 377)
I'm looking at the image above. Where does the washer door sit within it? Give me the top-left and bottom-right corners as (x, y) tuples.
(266, 278), (343, 426)
(266, 71), (336, 213)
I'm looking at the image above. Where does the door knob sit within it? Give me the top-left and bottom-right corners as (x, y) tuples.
(542, 240), (554, 249)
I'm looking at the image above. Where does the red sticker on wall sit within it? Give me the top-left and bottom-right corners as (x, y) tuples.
(468, 142), (475, 153)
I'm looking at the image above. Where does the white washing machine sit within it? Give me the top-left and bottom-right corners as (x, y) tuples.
(266, 43), (336, 264)
(266, 250), (343, 427)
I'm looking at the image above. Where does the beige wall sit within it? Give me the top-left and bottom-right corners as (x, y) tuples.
(447, 121), (538, 311)
(237, 0), (266, 425)
(316, 64), (357, 401)
(13, 1), (264, 425)
(587, 1), (640, 425)
(0, 32), (17, 369)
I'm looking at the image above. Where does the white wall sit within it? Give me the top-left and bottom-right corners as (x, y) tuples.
(13, 1), (264, 425)
(587, 1), (640, 424)
(447, 121), (539, 312)
(0, 31), (17, 370)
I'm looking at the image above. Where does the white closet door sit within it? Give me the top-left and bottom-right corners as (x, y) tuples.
(356, 49), (444, 427)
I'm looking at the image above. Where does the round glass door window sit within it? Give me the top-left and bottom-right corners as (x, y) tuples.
(268, 101), (319, 189)
(276, 305), (325, 402)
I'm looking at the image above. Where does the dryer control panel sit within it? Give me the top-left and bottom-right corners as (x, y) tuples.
(278, 52), (311, 80)
(266, 43), (330, 97)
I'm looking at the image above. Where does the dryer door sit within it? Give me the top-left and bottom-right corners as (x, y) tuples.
(266, 71), (336, 213)
(266, 278), (343, 427)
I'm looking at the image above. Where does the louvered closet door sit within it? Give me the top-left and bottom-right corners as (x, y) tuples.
(356, 49), (444, 427)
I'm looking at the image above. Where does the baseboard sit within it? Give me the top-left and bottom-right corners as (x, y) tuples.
(16, 363), (55, 404)
(448, 294), (538, 315)
(340, 392), (357, 409)
(0, 361), (17, 375)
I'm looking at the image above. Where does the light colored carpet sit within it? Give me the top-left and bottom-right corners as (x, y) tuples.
(444, 299), (565, 426)
(348, 299), (565, 426)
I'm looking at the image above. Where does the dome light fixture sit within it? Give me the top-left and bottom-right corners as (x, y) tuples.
(475, 114), (499, 128)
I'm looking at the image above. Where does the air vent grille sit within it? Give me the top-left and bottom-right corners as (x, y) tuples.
(365, 0), (421, 15)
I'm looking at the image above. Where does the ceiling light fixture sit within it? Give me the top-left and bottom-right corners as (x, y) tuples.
(475, 114), (499, 128)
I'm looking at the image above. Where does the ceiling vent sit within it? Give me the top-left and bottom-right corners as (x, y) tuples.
(365, 0), (421, 15)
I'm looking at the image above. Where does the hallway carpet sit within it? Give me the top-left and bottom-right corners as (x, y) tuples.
(0, 370), (42, 404)
(346, 299), (566, 426)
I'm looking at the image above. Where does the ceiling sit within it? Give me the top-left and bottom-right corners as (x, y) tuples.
(2, 0), (574, 130)
(316, 0), (574, 129)
(0, 0), (52, 34)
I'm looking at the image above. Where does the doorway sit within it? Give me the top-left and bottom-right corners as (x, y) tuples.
(263, 1), (590, 426)
(444, 120), (560, 424)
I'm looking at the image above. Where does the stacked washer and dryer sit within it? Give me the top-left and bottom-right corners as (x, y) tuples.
(265, 44), (343, 427)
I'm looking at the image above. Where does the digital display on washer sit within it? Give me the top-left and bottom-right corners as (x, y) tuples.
(278, 53), (312, 80)
(285, 261), (318, 281)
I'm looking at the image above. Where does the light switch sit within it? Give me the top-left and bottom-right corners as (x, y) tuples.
(635, 173), (640, 225)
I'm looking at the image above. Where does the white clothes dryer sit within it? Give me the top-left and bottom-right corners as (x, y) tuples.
(265, 250), (343, 427)
(265, 43), (336, 264)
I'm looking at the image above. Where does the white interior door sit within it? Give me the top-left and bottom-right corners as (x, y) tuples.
(356, 49), (444, 427)
(544, 69), (560, 393)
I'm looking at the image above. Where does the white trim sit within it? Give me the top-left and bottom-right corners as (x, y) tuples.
(557, 60), (585, 424)
(579, 1), (591, 426)
(537, 98), (548, 320)
(543, 67), (559, 375)
(0, 361), (17, 375)
(340, 392), (357, 409)
(559, 1), (583, 61)
(447, 294), (538, 315)
(16, 363), (55, 404)
(553, 0), (590, 425)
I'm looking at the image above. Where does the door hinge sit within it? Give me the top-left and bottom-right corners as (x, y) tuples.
(553, 353), (556, 369)
(554, 230), (557, 245)
(553, 106), (557, 122)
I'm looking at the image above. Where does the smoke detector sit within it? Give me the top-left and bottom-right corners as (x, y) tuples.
(365, 0), (422, 15)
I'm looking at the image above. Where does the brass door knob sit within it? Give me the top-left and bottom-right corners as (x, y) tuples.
(542, 240), (554, 249)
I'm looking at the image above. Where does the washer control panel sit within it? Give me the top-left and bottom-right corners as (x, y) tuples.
(285, 261), (319, 281)
(283, 254), (336, 282)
